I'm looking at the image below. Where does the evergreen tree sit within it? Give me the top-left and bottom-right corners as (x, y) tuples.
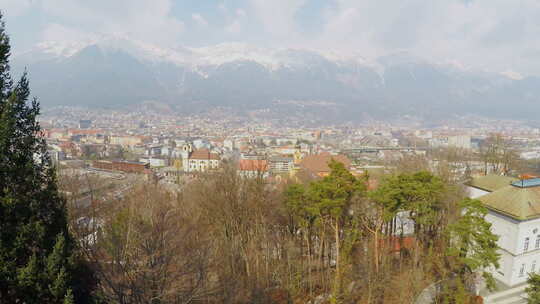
(306, 160), (366, 300)
(445, 198), (500, 292)
(526, 273), (540, 304)
(0, 13), (81, 303)
(370, 171), (446, 249)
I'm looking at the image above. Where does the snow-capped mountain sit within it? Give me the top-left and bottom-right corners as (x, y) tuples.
(15, 38), (373, 70)
(11, 38), (540, 121)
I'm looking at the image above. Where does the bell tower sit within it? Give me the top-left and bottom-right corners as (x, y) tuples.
(181, 143), (192, 171)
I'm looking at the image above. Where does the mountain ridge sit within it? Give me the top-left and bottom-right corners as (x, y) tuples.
(11, 38), (540, 122)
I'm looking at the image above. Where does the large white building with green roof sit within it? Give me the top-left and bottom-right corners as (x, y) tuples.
(478, 178), (540, 287)
(466, 174), (518, 199)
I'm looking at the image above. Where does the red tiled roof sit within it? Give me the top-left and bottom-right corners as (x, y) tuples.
(299, 153), (351, 174)
(68, 129), (102, 135)
(190, 149), (220, 160)
(238, 159), (268, 172)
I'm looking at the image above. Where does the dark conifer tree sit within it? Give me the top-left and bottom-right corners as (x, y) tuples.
(0, 12), (82, 304)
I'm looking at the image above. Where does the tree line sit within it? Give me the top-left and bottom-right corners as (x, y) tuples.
(58, 159), (500, 303)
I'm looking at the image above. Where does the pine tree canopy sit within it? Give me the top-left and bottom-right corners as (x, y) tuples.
(0, 12), (79, 303)
(526, 273), (540, 304)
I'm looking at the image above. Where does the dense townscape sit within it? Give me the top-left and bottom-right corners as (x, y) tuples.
(5, 4), (540, 304)
(39, 105), (540, 183)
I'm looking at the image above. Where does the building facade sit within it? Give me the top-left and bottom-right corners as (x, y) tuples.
(268, 156), (294, 174)
(92, 160), (149, 173)
(238, 159), (269, 179)
(181, 143), (221, 172)
(478, 178), (540, 287)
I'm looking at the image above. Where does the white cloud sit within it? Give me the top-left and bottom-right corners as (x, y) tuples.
(41, 23), (96, 42)
(225, 19), (242, 34)
(501, 70), (524, 80)
(250, 0), (307, 38)
(7, 0), (540, 75)
(192, 13), (208, 27)
(218, 3), (227, 13)
(39, 0), (184, 47)
(0, 0), (32, 17)
(315, 0), (540, 75)
(223, 7), (247, 35)
(236, 9), (246, 17)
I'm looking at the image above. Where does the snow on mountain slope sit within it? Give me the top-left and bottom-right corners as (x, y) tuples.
(188, 42), (281, 69)
(14, 36), (540, 121)
(15, 37), (375, 71)
(13, 41), (92, 63)
(16, 36), (520, 81)
(33, 41), (89, 57)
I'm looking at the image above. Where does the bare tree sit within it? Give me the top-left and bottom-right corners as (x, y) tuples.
(82, 185), (215, 304)
(479, 134), (519, 175)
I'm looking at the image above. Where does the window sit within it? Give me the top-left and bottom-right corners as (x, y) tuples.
(533, 261), (537, 273)
(536, 235), (540, 249)
(525, 237), (530, 252)
(519, 264), (526, 277)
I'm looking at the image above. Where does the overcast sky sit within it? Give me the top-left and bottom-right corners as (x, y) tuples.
(1, 0), (540, 77)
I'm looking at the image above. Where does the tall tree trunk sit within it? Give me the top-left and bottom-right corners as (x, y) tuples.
(306, 232), (312, 296)
(334, 220), (341, 297)
(319, 235), (325, 289)
(374, 228), (379, 274)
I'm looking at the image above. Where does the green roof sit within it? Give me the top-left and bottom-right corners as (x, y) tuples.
(467, 175), (518, 192)
(479, 185), (540, 220)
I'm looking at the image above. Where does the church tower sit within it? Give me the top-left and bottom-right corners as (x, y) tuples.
(181, 143), (193, 172)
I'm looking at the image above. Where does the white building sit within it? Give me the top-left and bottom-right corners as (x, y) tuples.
(181, 143), (221, 173)
(521, 150), (540, 160)
(478, 178), (540, 287)
(268, 156), (294, 174)
(193, 139), (210, 150)
(224, 139), (235, 151)
(465, 175), (518, 199)
(161, 146), (172, 157)
(429, 135), (471, 150)
(139, 157), (169, 168)
(448, 135), (471, 149)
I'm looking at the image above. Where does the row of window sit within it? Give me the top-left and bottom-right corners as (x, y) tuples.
(190, 160), (218, 164)
(523, 235), (540, 252)
(519, 260), (538, 277)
